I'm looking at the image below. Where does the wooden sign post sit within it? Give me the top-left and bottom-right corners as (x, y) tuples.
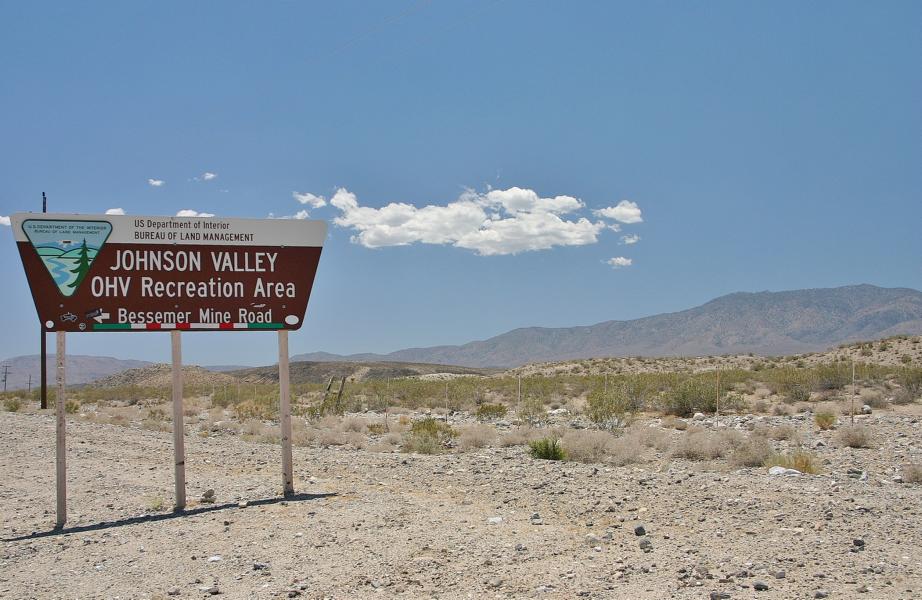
(171, 331), (186, 511)
(55, 331), (66, 529)
(278, 330), (294, 496)
(10, 212), (326, 527)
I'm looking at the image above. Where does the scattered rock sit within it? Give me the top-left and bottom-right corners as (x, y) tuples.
(634, 524), (646, 536)
(753, 580), (769, 591)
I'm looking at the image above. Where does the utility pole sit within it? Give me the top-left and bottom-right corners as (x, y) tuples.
(28, 374), (33, 394)
(40, 192), (48, 409)
(1, 364), (9, 392)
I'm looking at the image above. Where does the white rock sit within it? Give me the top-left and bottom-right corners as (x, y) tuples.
(768, 466), (802, 476)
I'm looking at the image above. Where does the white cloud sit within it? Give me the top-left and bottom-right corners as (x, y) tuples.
(148, 178), (165, 187)
(594, 200), (642, 224)
(0, 215), (10, 226)
(293, 191), (327, 208)
(176, 209), (215, 217)
(620, 233), (640, 245)
(202, 172), (217, 181)
(329, 186), (608, 256)
(607, 256), (633, 269)
(105, 208), (126, 215)
(269, 210), (310, 220)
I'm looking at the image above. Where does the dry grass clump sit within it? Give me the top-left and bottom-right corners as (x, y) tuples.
(814, 411), (837, 430)
(836, 425), (875, 449)
(561, 430), (617, 463)
(3, 398), (22, 412)
(730, 435), (772, 467)
(902, 463), (922, 484)
(764, 450), (820, 474)
(458, 424), (497, 450)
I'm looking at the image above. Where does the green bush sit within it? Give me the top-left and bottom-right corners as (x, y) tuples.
(3, 398), (21, 412)
(658, 376), (719, 417)
(528, 437), (566, 461)
(410, 417), (457, 439)
(586, 386), (633, 430)
(475, 403), (508, 421)
(64, 400), (80, 414)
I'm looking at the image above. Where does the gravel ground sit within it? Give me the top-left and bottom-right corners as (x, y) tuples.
(2, 411), (921, 599)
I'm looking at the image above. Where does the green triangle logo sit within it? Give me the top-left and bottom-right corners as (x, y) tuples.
(22, 219), (112, 297)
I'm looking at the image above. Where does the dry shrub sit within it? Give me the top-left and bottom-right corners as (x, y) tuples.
(730, 435), (772, 467)
(751, 399), (769, 414)
(499, 427), (536, 447)
(458, 424), (497, 450)
(341, 416), (367, 433)
(366, 422), (387, 435)
(836, 426), (875, 449)
(672, 430), (730, 461)
(342, 431), (366, 448)
(561, 430), (617, 463)
(754, 386), (772, 399)
(859, 389), (888, 409)
(660, 415), (687, 430)
(317, 415), (342, 431)
(368, 441), (398, 453)
(756, 424), (799, 443)
(319, 429), (348, 446)
(383, 432), (402, 445)
(772, 404), (791, 416)
(622, 425), (666, 449)
(607, 433), (647, 466)
(764, 450), (820, 474)
(902, 463), (922, 484)
(292, 425), (317, 447)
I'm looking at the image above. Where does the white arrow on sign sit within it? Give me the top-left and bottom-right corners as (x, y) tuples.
(93, 312), (110, 323)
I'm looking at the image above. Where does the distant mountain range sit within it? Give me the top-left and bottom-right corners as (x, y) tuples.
(4, 284), (921, 386)
(0, 355), (247, 391)
(292, 285), (922, 367)
(0, 355), (153, 391)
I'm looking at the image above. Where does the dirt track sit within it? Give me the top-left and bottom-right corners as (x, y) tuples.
(2, 411), (921, 599)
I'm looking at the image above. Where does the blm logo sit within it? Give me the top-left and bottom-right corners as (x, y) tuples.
(22, 219), (112, 297)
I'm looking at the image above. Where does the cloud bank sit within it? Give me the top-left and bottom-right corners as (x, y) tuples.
(326, 186), (638, 256)
(105, 208), (126, 215)
(147, 178), (165, 187)
(0, 215), (10, 226)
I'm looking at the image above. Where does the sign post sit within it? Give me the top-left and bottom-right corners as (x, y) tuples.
(171, 330), (186, 511)
(55, 331), (66, 529)
(10, 212), (326, 527)
(279, 330), (293, 496)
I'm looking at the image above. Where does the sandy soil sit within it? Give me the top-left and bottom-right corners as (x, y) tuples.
(2, 410), (921, 600)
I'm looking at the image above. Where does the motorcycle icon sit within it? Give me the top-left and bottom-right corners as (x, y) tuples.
(60, 312), (78, 323)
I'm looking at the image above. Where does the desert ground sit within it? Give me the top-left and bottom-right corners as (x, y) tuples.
(2, 337), (922, 599)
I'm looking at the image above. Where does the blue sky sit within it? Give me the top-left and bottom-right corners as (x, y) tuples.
(1, 1), (920, 366)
